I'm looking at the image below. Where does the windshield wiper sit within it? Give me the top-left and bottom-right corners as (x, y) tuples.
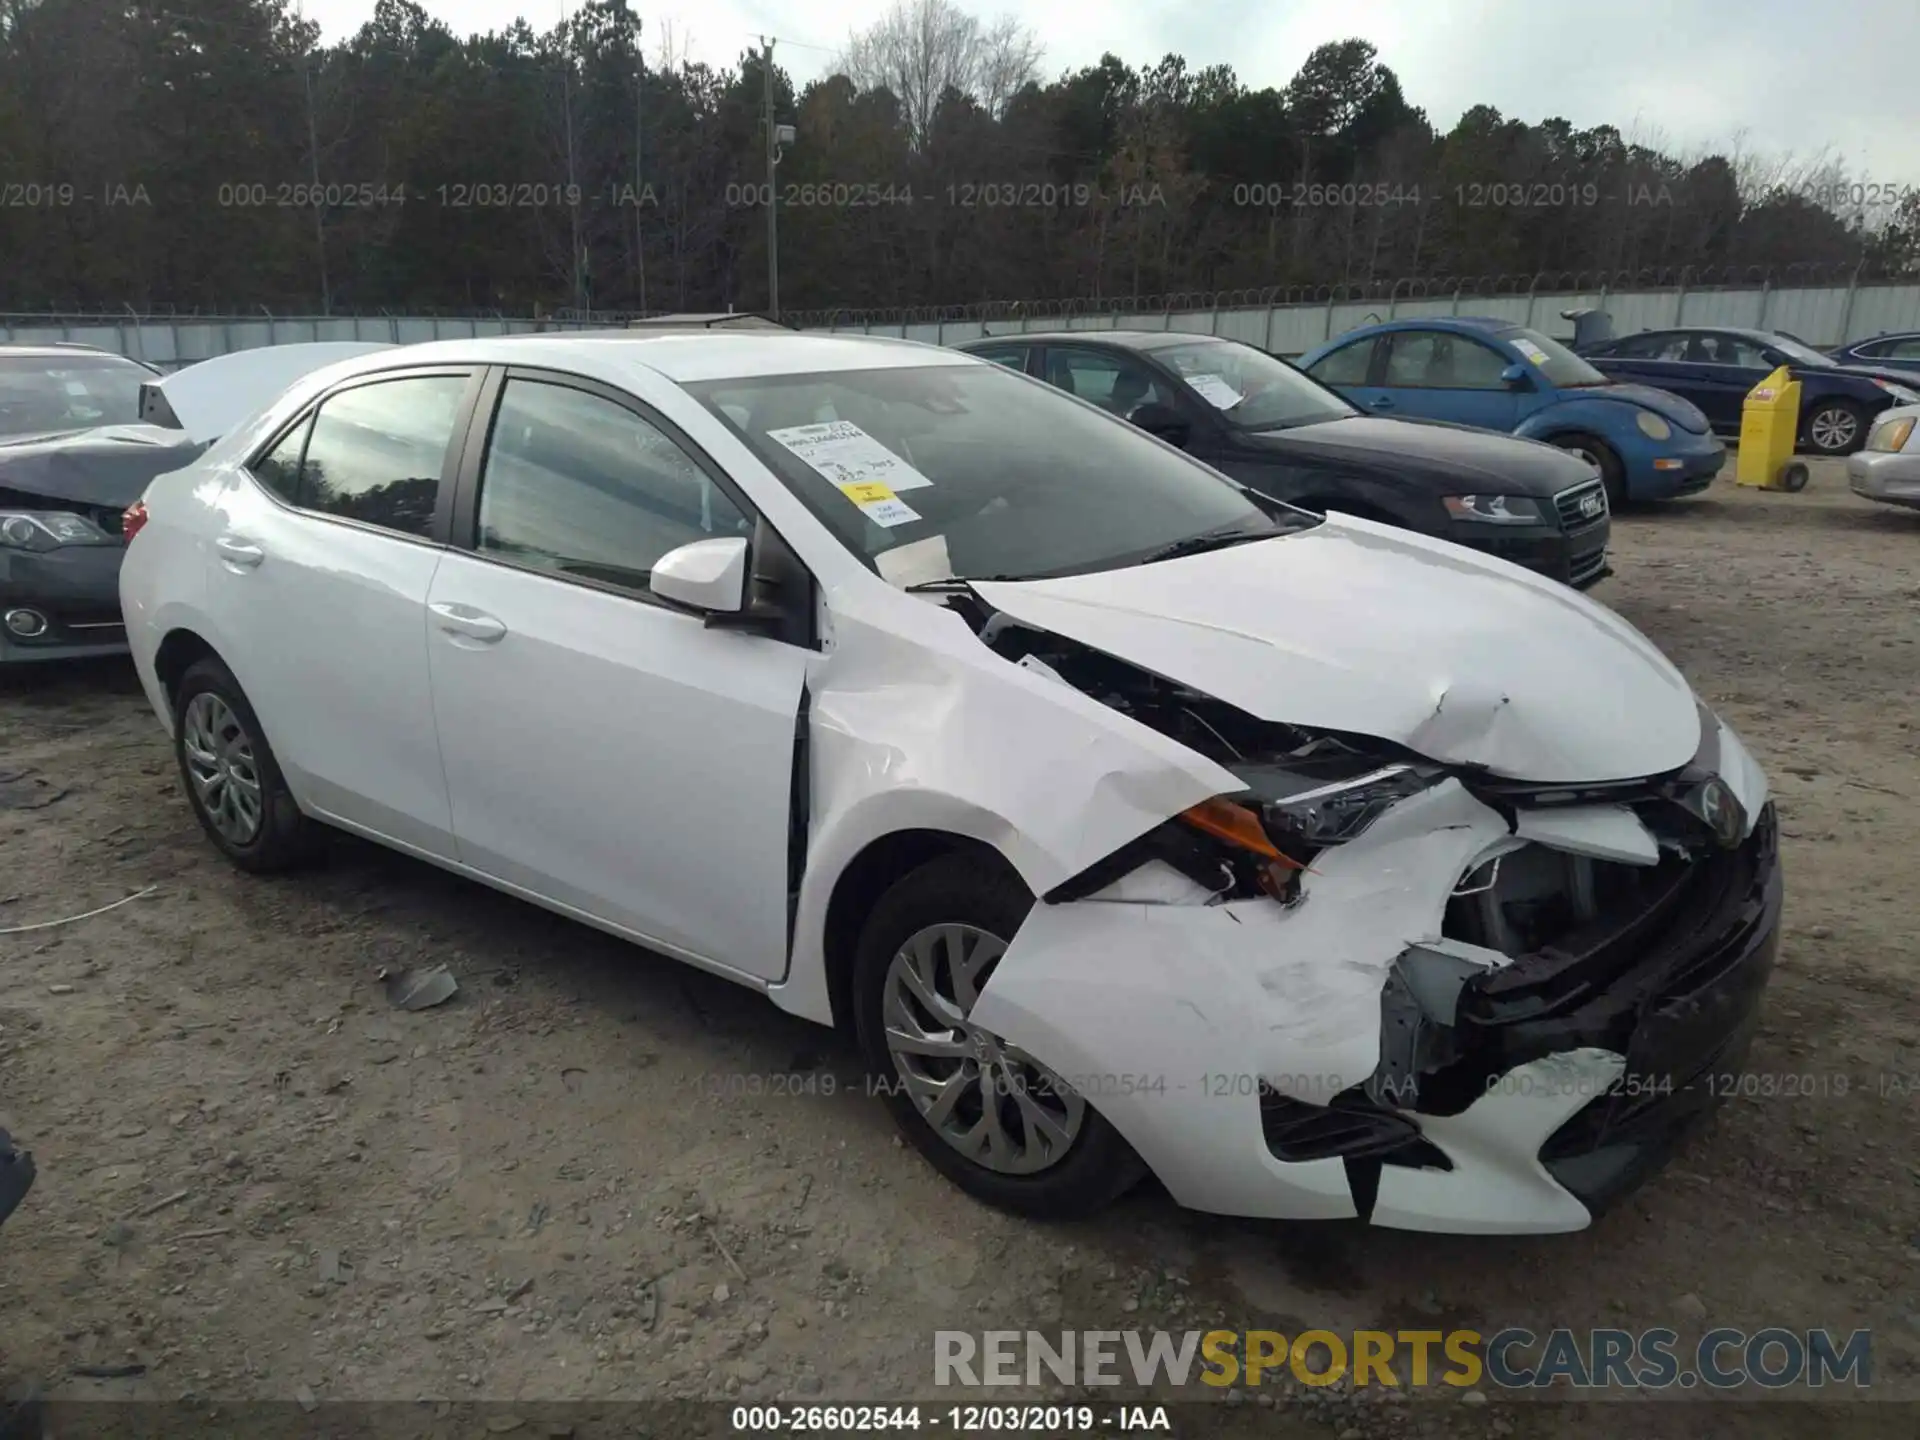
(1136, 524), (1277, 565)
(903, 573), (1035, 592)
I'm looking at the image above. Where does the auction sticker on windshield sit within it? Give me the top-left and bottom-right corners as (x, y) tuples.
(1185, 374), (1245, 410)
(767, 420), (934, 491)
(1513, 339), (1552, 365)
(837, 479), (921, 528)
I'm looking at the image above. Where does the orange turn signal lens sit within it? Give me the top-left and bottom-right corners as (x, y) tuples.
(1178, 798), (1305, 869)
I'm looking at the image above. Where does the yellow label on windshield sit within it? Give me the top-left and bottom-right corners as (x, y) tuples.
(839, 480), (898, 505)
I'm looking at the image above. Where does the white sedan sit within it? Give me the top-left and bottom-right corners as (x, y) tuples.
(119, 333), (1782, 1232)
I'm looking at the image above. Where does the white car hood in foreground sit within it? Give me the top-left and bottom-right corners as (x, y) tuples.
(973, 515), (1701, 783)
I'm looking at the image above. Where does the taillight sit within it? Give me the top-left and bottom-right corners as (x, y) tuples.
(122, 501), (149, 543)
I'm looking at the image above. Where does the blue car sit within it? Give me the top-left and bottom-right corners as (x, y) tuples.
(1827, 331), (1920, 374)
(1300, 317), (1725, 504)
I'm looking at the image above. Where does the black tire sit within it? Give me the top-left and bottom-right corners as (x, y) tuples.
(1801, 399), (1867, 456)
(172, 656), (317, 872)
(1780, 461), (1811, 493)
(852, 852), (1147, 1219)
(1548, 433), (1626, 507)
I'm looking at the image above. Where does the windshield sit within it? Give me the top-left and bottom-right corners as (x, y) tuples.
(1154, 339), (1354, 430)
(1502, 328), (1609, 387)
(0, 354), (151, 438)
(687, 362), (1292, 585)
(1767, 333), (1834, 368)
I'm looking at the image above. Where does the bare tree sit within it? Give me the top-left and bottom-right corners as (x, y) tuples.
(836, 0), (1040, 148)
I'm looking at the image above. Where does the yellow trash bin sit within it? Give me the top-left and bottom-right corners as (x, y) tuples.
(1736, 365), (1810, 491)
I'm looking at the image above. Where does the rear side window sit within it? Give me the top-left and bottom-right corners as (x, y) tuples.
(1307, 338), (1375, 387)
(473, 379), (752, 595)
(970, 345), (1028, 371)
(297, 375), (468, 538)
(251, 416), (311, 502)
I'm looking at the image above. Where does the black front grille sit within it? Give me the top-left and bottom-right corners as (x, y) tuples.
(1554, 479), (1609, 531)
(1567, 546), (1610, 586)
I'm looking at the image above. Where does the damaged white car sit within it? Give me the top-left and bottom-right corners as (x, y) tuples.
(118, 334), (1781, 1234)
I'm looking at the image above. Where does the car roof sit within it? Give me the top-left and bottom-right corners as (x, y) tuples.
(958, 330), (1249, 352)
(294, 331), (981, 386)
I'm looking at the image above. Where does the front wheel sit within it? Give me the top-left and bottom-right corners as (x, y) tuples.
(852, 853), (1146, 1218)
(173, 657), (318, 872)
(1548, 433), (1626, 507)
(1803, 400), (1867, 456)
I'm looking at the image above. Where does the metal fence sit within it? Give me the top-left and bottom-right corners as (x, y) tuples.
(7, 267), (1920, 367)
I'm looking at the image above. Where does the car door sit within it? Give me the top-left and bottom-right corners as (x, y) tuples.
(207, 367), (479, 857)
(1593, 331), (1727, 424)
(422, 368), (809, 980)
(1370, 330), (1522, 430)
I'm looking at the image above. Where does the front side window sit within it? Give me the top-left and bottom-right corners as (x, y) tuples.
(1381, 331), (1510, 390)
(475, 379), (751, 594)
(0, 354), (153, 438)
(688, 362), (1296, 585)
(1306, 338), (1376, 387)
(1154, 339), (1352, 430)
(299, 375), (468, 538)
(970, 345), (1028, 371)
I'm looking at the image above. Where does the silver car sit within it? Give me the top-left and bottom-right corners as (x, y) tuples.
(1848, 404), (1920, 511)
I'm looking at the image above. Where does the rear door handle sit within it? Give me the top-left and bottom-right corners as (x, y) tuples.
(214, 535), (263, 568)
(429, 602), (507, 643)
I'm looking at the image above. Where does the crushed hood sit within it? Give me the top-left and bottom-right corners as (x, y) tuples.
(0, 423), (207, 506)
(971, 516), (1702, 783)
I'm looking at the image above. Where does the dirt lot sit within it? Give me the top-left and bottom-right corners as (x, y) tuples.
(2, 458), (1917, 1438)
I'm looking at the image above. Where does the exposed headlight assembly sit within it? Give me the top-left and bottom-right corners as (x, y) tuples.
(0, 510), (116, 552)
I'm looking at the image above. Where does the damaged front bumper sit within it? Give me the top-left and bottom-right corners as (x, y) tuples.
(0, 541), (128, 662)
(969, 734), (1780, 1234)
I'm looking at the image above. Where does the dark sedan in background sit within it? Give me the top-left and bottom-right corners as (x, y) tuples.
(1574, 323), (1920, 455)
(1828, 331), (1920, 374)
(959, 331), (1612, 589)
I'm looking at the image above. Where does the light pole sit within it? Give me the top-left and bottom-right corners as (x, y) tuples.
(762, 38), (794, 319)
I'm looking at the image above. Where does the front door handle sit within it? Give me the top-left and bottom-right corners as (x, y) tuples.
(430, 602), (507, 643)
(214, 535), (263, 568)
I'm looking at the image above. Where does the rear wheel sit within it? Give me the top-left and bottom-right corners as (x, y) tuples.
(173, 657), (317, 872)
(1548, 433), (1625, 507)
(852, 853), (1146, 1218)
(1803, 400), (1866, 456)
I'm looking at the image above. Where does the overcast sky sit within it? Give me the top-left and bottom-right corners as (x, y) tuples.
(302, 0), (1920, 181)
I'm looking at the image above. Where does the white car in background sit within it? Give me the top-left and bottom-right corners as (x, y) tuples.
(119, 333), (1781, 1233)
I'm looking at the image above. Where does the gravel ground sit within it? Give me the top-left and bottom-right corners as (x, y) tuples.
(1, 458), (1916, 1439)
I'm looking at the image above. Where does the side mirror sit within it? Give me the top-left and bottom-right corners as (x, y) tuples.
(1501, 363), (1533, 390)
(1131, 401), (1192, 447)
(650, 536), (748, 613)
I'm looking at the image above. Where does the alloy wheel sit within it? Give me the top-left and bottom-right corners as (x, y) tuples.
(181, 691), (264, 844)
(1808, 406), (1859, 453)
(881, 922), (1086, 1175)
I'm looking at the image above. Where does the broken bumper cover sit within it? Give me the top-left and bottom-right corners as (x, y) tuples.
(970, 769), (1780, 1234)
(0, 541), (128, 662)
